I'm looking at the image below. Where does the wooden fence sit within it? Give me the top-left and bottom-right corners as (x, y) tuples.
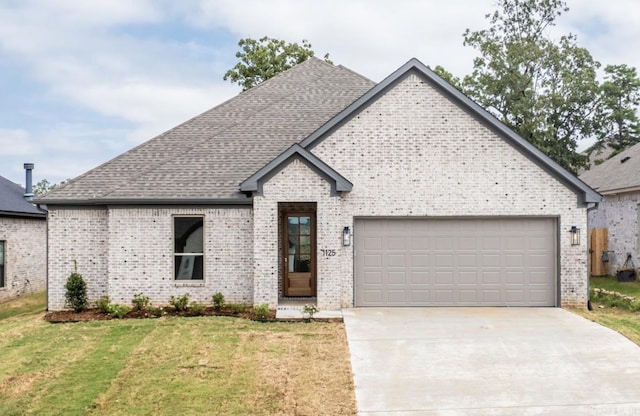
(589, 228), (609, 276)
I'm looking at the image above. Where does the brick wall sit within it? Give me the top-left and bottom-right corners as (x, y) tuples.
(47, 208), (108, 310)
(254, 73), (589, 308)
(47, 206), (253, 310)
(588, 192), (640, 272)
(0, 216), (46, 302)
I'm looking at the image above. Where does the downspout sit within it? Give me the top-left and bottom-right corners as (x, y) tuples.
(586, 202), (599, 311)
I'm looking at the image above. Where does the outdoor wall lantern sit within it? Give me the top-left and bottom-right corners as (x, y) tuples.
(343, 226), (351, 246)
(570, 226), (580, 246)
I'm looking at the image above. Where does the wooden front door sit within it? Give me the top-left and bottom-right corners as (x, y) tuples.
(282, 212), (316, 297)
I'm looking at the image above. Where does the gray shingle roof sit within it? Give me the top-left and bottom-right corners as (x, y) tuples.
(38, 58), (375, 204)
(579, 142), (640, 194)
(0, 175), (46, 217)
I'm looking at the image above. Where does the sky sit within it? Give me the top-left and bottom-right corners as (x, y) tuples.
(1, 0), (640, 187)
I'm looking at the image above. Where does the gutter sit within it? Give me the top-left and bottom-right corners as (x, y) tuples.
(35, 198), (253, 206)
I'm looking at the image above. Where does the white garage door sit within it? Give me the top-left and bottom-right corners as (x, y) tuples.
(355, 218), (557, 307)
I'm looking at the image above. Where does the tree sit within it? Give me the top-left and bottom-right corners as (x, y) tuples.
(593, 64), (640, 152)
(33, 178), (67, 196)
(224, 36), (333, 91)
(457, 0), (601, 173)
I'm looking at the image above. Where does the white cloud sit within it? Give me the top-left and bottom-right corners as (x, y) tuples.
(2, 0), (640, 184)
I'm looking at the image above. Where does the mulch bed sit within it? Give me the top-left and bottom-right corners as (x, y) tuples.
(44, 306), (276, 323)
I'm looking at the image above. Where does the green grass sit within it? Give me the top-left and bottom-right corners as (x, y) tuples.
(590, 275), (640, 298)
(0, 291), (46, 320)
(573, 275), (640, 348)
(0, 292), (356, 416)
(573, 308), (640, 346)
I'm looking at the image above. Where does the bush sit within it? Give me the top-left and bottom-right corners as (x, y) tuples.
(95, 295), (111, 314)
(147, 306), (164, 317)
(132, 293), (151, 311)
(228, 303), (249, 313)
(170, 294), (190, 311)
(109, 304), (131, 319)
(302, 304), (320, 320)
(212, 292), (225, 310)
(189, 301), (205, 315)
(253, 303), (270, 320)
(64, 272), (88, 312)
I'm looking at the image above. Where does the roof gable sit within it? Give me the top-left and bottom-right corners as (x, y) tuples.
(0, 175), (46, 218)
(240, 144), (352, 194)
(579, 142), (640, 194)
(300, 58), (600, 205)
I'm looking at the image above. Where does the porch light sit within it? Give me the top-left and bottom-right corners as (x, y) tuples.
(343, 226), (351, 246)
(570, 226), (580, 246)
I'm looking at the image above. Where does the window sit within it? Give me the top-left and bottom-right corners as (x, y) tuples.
(174, 217), (204, 280)
(0, 241), (5, 288)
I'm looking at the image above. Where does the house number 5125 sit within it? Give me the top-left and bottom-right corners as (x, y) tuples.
(321, 249), (336, 257)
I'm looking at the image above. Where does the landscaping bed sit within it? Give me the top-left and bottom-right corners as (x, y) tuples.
(44, 305), (275, 323)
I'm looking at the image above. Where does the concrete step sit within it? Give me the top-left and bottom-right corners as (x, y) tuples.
(275, 304), (343, 320)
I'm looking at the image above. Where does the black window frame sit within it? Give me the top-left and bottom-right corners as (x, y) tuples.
(173, 216), (204, 281)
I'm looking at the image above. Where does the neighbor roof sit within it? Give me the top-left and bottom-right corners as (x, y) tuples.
(0, 175), (46, 218)
(579, 142), (640, 194)
(38, 58), (375, 204)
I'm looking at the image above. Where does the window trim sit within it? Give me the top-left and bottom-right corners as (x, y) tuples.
(173, 215), (205, 282)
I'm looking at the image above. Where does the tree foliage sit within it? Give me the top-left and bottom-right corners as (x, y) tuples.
(593, 64), (640, 151)
(224, 36), (333, 91)
(459, 0), (600, 173)
(33, 178), (67, 196)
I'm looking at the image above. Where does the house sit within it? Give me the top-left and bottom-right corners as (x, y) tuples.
(39, 58), (599, 311)
(580, 142), (640, 273)
(0, 164), (47, 302)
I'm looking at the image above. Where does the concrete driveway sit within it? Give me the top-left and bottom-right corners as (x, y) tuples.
(343, 308), (640, 415)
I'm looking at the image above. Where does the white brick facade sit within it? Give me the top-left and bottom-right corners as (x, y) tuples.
(254, 74), (589, 308)
(47, 207), (253, 310)
(0, 217), (46, 302)
(588, 191), (640, 272)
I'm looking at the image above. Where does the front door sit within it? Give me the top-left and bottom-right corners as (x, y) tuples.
(282, 212), (316, 296)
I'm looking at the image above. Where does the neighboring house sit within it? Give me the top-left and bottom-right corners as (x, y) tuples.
(0, 164), (47, 302)
(580, 142), (640, 272)
(39, 58), (599, 311)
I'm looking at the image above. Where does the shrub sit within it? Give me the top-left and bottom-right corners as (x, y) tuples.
(95, 295), (111, 314)
(228, 303), (249, 313)
(132, 293), (151, 311)
(170, 294), (190, 311)
(189, 301), (205, 315)
(212, 292), (225, 310)
(253, 303), (270, 320)
(109, 304), (131, 319)
(302, 304), (320, 320)
(147, 306), (164, 317)
(64, 272), (88, 313)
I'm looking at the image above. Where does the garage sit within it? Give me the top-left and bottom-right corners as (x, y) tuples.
(355, 218), (557, 307)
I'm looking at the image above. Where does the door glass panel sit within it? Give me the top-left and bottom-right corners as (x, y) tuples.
(288, 217), (299, 235)
(299, 236), (311, 254)
(296, 255), (311, 272)
(287, 215), (313, 273)
(299, 217), (311, 235)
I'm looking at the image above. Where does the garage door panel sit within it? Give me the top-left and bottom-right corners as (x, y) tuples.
(411, 271), (429, 284)
(355, 218), (557, 307)
(388, 271), (405, 284)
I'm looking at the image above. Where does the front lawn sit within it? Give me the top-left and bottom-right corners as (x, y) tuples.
(0, 293), (356, 415)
